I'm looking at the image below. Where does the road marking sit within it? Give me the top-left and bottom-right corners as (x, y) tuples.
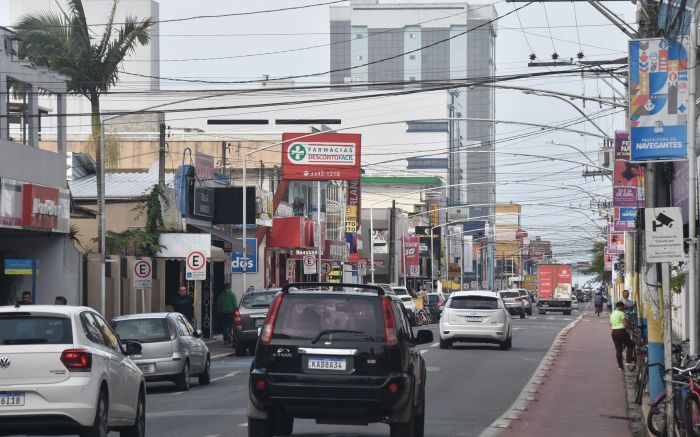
(425, 366), (441, 372)
(211, 370), (241, 382)
(420, 349), (429, 354)
(238, 422), (248, 427)
(430, 342), (440, 348)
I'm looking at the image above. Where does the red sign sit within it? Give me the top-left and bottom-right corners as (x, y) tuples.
(195, 153), (215, 184)
(538, 264), (572, 300)
(22, 184), (59, 231)
(402, 236), (420, 276)
(282, 133), (361, 181)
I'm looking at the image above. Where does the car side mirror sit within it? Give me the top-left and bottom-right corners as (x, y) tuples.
(124, 341), (142, 356)
(193, 329), (203, 338)
(415, 329), (433, 345)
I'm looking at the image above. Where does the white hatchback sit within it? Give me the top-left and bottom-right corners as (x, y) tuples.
(0, 305), (146, 437)
(439, 291), (512, 350)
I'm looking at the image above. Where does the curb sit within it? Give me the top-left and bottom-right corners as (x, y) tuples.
(478, 312), (585, 437)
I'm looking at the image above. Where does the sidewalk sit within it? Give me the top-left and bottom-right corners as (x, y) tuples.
(493, 308), (636, 437)
(204, 334), (237, 361)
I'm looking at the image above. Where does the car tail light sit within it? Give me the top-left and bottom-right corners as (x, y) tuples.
(388, 382), (399, 393)
(259, 294), (284, 345)
(255, 379), (266, 391)
(61, 349), (92, 372)
(382, 297), (398, 348)
(233, 310), (242, 327)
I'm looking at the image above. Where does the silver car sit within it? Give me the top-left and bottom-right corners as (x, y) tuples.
(112, 313), (210, 391)
(233, 288), (280, 356)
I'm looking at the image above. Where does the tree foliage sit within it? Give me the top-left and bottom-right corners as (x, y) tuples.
(583, 240), (611, 284)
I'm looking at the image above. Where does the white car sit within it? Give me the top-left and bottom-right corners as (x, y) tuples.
(439, 290), (512, 350)
(392, 287), (417, 324)
(571, 295), (580, 311)
(0, 305), (146, 437)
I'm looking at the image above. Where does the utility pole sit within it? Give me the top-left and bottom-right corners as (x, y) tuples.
(158, 122), (166, 189)
(389, 199), (396, 285)
(221, 141), (227, 175)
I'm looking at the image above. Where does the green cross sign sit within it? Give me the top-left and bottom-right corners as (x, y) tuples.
(289, 144), (307, 162)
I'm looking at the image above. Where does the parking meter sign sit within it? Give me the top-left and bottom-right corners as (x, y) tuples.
(186, 251), (207, 281)
(133, 260), (152, 289)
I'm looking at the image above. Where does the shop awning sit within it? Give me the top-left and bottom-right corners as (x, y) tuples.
(190, 224), (239, 247)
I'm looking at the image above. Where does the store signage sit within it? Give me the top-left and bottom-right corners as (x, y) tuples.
(447, 205), (470, 221)
(158, 233), (211, 258)
(614, 207), (638, 232)
(607, 232), (625, 254)
(4, 259), (34, 275)
(22, 184), (60, 231)
(645, 207), (685, 262)
(345, 205), (358, 232)
(429, 202), (440, 227)
(133, 260), (152, 289)
(402, 236), (420, 277)
(193, 187), (214, 218)
(195, 153), (215, 184)
(281, 133), (361, 180)
(629, 38), (689, 161)
(231, 238), (258, 273)
(346, 180), (361, 231)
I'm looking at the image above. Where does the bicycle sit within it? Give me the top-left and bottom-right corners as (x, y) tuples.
(415, 308), (432, 326)
(647, 358), (700, 437)
(636, 340), (686, 407)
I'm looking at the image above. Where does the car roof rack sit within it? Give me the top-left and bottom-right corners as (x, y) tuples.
(281, 282), (385, 296)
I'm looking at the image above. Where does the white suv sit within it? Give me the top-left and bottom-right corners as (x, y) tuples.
(439, 291), (512, 350)
(0, 305), (146, 437)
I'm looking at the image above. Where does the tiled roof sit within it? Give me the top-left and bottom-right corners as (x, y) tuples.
(69, 171), (175, 199)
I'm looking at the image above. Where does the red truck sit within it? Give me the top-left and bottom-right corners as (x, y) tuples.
(537, 264), (573, 315)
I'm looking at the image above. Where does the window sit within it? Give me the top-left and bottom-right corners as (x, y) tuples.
(409, 55), (416, 60)
(409, 76), (416, 81)
(81, 312), (105, 345)
(449, 295), (498, 310)
(356, 33), (363, 39)
(176, 315), (194, 336)
(0, 315), (72, 345)
(356, 55), (363, 61)
(409, 33), (416, 39)
(113, 318), (171, 343)
(241, 291), (278, 309)
(91, 313), (122, 353)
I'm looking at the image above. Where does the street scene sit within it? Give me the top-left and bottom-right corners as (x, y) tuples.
(0, 0), (697, 436)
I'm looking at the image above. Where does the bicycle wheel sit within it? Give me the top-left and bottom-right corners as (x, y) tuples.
(680, 393), (700, 437)
(635, 366), (648, 405)
(648, 401), (667, 437)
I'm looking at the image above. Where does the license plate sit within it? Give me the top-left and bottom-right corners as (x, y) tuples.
(308, 357), (346, 370)
(0, 392), (24, 407)
(138, 364), (155, 374)
(255, 318), (265, 328)
(465, 316), (481, 322)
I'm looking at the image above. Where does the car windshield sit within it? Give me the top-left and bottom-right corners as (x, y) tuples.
(272, 294), (384, 341)
(399, 296), (413, 302)
(241, 291), (278, 308)
(426, 294), (440, 304)
(392, 288), (409, 296)
(0, 315), (72, 345)
(500, 291), (520, 298)
(113, 318), (170, 343)
(449, 296), (499, 310)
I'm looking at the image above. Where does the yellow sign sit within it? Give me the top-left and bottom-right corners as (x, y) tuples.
(345, 205), (357, 232)
(429, 202), (439, 227)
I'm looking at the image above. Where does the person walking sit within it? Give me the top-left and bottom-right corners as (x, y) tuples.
(217, 286), (238, 343)
(54, 296), (67, 305)
(173, 286), (195, 323)
(18, 291), (33, 305)
(610, 301), (635, 370)
(593, 290), (607, 317)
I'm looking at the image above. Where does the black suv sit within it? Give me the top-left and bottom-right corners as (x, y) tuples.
(247, 283), (433, 437)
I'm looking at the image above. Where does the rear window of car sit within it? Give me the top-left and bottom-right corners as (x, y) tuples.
(113, 318), (170, 343)
(241, 291), (278, 309)
(0, 315), (72, 345)
(392, 288), (409, 296)
(500, 291), (520, 298)
(399, 296), (413, 302)
(272, 294), (384, 341)
(449, 296), (499, 310)
(426, 294), (441, 304)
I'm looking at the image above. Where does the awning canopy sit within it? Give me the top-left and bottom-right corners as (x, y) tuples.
(190, 224), (240, 248)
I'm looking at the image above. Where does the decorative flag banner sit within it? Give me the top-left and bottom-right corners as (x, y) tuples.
(613, 131), (645, 208)
(607, 232), (625, 254)
(629, 38), (689, 161)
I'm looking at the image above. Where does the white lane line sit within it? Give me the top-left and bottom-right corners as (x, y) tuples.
(420, 349), (429, 354)
(202, 434), (221, 437)
(238, 422), (248, 427)
(210, 370), (241, 382)
(430, 342), (440, 348)
(425, 366), (441, 372)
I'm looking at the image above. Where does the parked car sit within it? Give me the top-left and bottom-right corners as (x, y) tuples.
(391, 287), (416, 325)
(571, 295), (580, 311)
(426, 292), (446, 321)
(498, 290), (526, 318)
(113, 312), (210, 391)
(0, 305), (146, 437)
(232, 288), (281, 356)
(516, 289), (533, 316)
(439, 290), (513, 349)
(247, 282), (433, 437)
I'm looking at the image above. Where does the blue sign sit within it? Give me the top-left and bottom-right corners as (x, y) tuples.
(629, 38), (689, 161)
(231, 238), (257, 273)
(4, 259), (34, 275)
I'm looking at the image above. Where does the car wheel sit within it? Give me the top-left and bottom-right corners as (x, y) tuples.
(248, 417), (273, 437)
(236, 343), (248, 357)
(390, 407), (415, 437)
(527, 308), (532, 316)
(80, 389), (108, 437)
(414, 388), (426, 437)
(175, 361), (190, 391)
(198, 356), (211, 386)
(499, 336), (512, 350)
(519, 311), (525, 319)
(272, 413), (294, 436)
(439, 338), (450, 349)
(119, 391), (145, 437)
(563, 310), (572, 316)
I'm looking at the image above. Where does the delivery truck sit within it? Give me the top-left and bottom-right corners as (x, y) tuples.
(537, 264), (573, 315)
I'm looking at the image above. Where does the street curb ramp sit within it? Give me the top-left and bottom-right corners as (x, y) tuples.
(478, 313), (584, 437)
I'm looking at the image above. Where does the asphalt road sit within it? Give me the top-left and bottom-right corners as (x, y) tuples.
(139, 305), (585, 437)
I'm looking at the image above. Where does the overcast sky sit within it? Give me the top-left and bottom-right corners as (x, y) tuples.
(3, 0), (635, 272)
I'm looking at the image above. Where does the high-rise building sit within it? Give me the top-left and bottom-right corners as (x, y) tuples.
(330, 0), (497, 220)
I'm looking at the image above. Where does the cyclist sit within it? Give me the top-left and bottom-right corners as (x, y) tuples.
(593, 289), (607, 317)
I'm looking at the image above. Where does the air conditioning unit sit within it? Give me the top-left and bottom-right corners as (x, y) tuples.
(599, 147), (613, 168)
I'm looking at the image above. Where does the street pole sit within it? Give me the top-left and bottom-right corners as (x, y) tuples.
(99, 122), (106, 316)
(158, 122), (166, 189)
(242, 155), (248, 291)
(370, 206), (375, 283)
(430, 227), (435, 292)
(317, 181), (322, 282)
(688, 12), (698, 356)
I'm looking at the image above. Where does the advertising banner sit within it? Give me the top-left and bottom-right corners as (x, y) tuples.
(538, 265), (555, 300)
(231, 238), (258, 273)
(608, 232), (625, 254)
(347, 179), (361, 224)
(613, 131), (645, 208)
(415, 226), (441, 260)
(614, 207), (638, 232)
(629, 38), (689, 161)
(281, 133), (361, 180)
(402, 236), (420, 277)
(463, 236), (473, 273)
(194, 152), (215, 185)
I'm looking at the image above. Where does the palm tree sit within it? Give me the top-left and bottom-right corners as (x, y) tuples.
(15, 0), (152, 254)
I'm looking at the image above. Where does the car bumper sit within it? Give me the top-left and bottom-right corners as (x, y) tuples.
(440, 321), (508, 342)
(248, 371), (411, 422)
(234, 327), (261, 345)
(0, 375), (99, 429)
(504, 306), (524, 314)
(130, 356), (185, 379)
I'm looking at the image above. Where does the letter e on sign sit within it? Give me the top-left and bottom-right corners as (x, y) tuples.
(186, 251), (207, 281)
(133, 260), (152, 289)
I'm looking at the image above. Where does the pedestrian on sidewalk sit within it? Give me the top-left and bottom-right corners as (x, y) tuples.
(594, 290), (607, 317)
(610, 301), (634, 371)
(18, 291), (33, 305)
(173, 285), (194, 323)
(217, 286), (238, 343)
